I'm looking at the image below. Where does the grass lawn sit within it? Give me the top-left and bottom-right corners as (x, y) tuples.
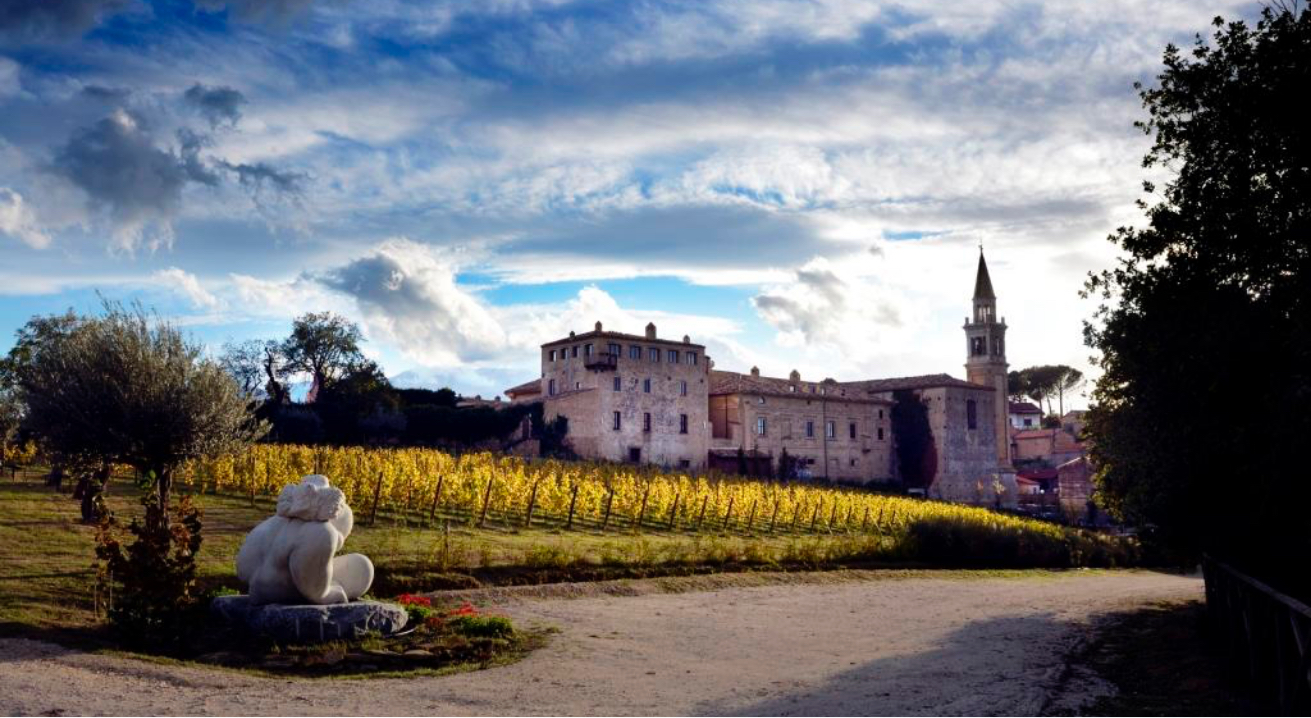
(0, 466), (976, 640)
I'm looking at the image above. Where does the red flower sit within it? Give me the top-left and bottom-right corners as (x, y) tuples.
(398, 593), (432, 607)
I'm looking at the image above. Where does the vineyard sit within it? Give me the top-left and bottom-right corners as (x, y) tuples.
(182, 445), (1135, 569)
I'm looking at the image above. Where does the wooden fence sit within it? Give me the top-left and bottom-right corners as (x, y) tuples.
(1203, 556), (1311, 713)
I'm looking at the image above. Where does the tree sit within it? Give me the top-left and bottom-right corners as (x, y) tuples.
(1053, 366), (1084, 417)
(218, 339), (267, 401)
(15, 302), (266, 526)
(1084, 7), (1311, 573)
(280, 312), (363, 398)
(1006, 370), (1029, 403)
(891, 390), (937, 490)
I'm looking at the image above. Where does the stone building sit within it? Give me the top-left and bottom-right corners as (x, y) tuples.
(707, 368), (894, 482)
(536, 321), (710, 470)
(502, 248), (1019, 506)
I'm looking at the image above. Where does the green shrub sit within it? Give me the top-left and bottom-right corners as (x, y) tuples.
(450, 614), (514, 638)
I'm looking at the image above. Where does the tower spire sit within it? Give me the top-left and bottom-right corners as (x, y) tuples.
(973, 248), (995, 301)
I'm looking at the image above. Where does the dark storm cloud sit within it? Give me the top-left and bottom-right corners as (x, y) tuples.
(50, 110), (192, 231)
(218, 159), (305, 195)
(183, 83), (246, 128)
(0, 0), (130, 44)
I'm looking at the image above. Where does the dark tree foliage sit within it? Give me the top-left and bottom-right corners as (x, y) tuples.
(280, 312), (364, 395)
(1084, 7), (1311, 579)
(891, 390), (937, 489)
(314, 360), (402, 444)
(396, 387), (458, 408)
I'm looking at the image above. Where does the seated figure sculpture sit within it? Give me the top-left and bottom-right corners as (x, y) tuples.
(236, 474), (374, 605)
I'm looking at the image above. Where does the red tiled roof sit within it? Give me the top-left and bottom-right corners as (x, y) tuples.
(1009, 401), (1042, 414)
(842, 373), (994, 393)
(1015, 476), (1041, 485)
(1018, 468), (1059, 481)
(504, 378), (541, 396)
(708, 370), (892, 404)
(1013, 429), (1057, 440)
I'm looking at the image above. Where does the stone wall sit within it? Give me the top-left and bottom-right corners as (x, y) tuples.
(713, 390), (893, 483)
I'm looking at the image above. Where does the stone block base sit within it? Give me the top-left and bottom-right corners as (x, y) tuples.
(211, 595), (408, 644)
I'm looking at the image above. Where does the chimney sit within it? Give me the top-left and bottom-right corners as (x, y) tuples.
(750, 366), (760, 377)
(789, 369), (801, 382)
(645, 322), (657, 339)
(569, 330), (576, 338)
(682, 334), (690, 344)
(595, 320), (603, 332)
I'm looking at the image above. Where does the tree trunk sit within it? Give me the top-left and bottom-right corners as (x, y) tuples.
(155, 465), (173, 530)
(79, 463), (111, 524)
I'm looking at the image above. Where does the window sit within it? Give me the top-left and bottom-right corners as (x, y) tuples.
(643, 412), (651, 432)
(643, 378), (651, 393)
(825, 421), (836, 439)
(629, 447), (641, 462)
(757, 396), (766, 404)
(574, 381), (581, 390)
(608, 342), (621, 356)
(850, 458), (857, 467)
(686, 352), (697, 365)
(629, 345), (642, 359)
(789, 385), (797, 392)
(849, 422), (857, 439)
(878, 409), (883, 419)
(806, 420), (814, 438)
(967, 399), (978, 430)
(613, 411), (621, 430)
(549, 349), (557, 362)
(756, 416), (767, 435)
(585, 343), (594, 357)
(679, 414), (688, 434)
(971, 336), (985, 356)
(649, 347), (660, 362)
(613, 376), (622, 391)
(571, 345), (579, 358)
(680, 380), (688, 396)
(668, 349), (679, 363)
(1023, 418), (1033, 427)
(548, 379), (556, 396)
(877, 427), (884, 440)
(678, 459), (691, 469)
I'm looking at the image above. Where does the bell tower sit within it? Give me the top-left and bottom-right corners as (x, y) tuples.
(964, 248), (1010, 466)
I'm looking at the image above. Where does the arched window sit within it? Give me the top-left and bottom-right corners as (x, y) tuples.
(966, 399), (978, 430)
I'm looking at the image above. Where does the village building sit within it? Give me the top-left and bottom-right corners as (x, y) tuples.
(1008, 401), (1043, 429)
(504, 249), (1021, 507)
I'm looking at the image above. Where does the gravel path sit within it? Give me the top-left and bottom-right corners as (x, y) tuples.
(0, 570), (1201, 716)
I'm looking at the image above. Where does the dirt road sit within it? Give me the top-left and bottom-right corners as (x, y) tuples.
(0, 570), (1201, 716)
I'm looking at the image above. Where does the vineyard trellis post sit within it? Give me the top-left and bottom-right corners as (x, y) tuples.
(828, 503), (838, 532)
(478, 476), (495, 528)
(524, 479), (540, 528)
(566, 484), (579, 530)
(791, 503), (802, 533)
(769, 500), (780, 534)
(369, 470), (384, 526)
(696, 494), (709, 531)
(810, 502), (821, 532)
(722, 496), (735, 531)
(635, 482), (651, 532)
(746, 499), (758, 533)
(428, 475), (445, 523)
(668, 491), (680, 530)
(601, 487), (615, 532)
(862, 507), (870, 532)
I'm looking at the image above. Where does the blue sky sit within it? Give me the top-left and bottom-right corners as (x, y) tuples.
(0, 0), (1259, 404)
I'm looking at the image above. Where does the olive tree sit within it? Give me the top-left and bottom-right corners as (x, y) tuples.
(16, 302), (265, 525)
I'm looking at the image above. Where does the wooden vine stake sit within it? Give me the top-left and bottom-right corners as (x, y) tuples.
(601, 488), (615, 532)
(524, 479), (540, 528)
(861, 506), (870, 532)
(809, 501), (821, 532)
(635, 482), (651, 531)
(828, 503), (838, 532)
(697, 495), (709, 531)
(769, 500), (780, 534)
(477, 476), (494, 528)
(746, 499), (758, 533)
(668, 491), (680, 530)
(791, 503), (802, 533)
(566, 484), (579, 530)
(369, 470), (384, 526)
(428, 475), (445, 523)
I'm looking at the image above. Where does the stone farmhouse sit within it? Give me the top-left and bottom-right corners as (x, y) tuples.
(505, 250), (1020, 507)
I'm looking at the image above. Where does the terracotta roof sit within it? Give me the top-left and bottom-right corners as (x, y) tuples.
(842, 374), (994, 393)
(1018, 468), (1059, 481)
(1015, 476), (1040, 485)
(1009, 401), (1042, 414)
(1013, 429), (1057, 440)
(708, 370), (892, 404)
(541, 329), (705, 350)
(504, 378), (541, 396)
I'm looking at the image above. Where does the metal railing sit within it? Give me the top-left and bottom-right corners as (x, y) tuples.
(1203, 555), (1311, 713)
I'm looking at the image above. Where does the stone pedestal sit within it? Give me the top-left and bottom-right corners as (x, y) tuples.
(212, 595), (408, 644)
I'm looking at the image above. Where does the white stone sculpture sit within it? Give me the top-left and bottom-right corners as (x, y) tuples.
(236, 474), (374, 605)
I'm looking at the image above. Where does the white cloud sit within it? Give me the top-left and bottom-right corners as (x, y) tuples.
(0, 187), (50, 248)
(152, 267), (220, 310)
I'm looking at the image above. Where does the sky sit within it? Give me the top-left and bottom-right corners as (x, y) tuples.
(0, 0), (1259, 406)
